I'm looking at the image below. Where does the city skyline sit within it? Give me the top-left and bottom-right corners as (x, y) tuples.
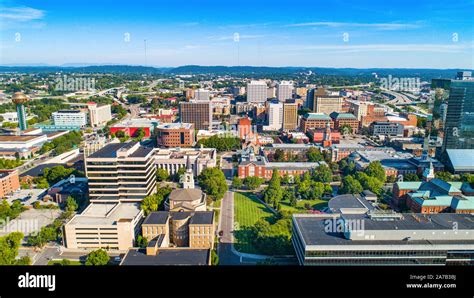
(1, 0), (474, 68)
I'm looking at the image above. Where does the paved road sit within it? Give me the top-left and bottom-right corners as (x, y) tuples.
(33, 245), (61, 265)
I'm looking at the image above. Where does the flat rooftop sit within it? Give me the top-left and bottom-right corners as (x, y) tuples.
(68, 202), (142, 226)
(88, 142), (153, 159)
(294, 213), (474, 247)
(157, 122), (193, 130)
(121, 248), (210, 265)
(0, 134), (44, 142)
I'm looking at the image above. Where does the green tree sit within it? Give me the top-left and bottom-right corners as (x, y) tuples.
(306, 147), (323, 162)
(141, 187), (172, 215)
(365, 161), (386, 183)
(198, 168), (228, 200)
(60, 259), (72, 266)
(243, 176), (265, 190)
(263, 170), (283, 206)
(356, 173), (383, 195)
(211, 249), (219, 265)
(65, 196), (78, 212)
(85, 249), (109, 266)
(156, 168), (169, 182)
(312, 165), (332, 183)
(403, 173), (420, 182)
(231, 177), (243, 189)
(0, 232), (24, 265)
(435, 171), (454, 181)
(339, 175), (363, 194)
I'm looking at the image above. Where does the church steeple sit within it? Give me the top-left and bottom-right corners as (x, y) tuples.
(423, 161), (435, 182)
(181, 155), (194, 189)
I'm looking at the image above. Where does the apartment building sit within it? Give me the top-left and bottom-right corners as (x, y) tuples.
(85, 142), (157, 202)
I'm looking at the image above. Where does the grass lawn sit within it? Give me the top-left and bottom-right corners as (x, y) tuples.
(233, 192), (275, 254)
(48, 260), (82, 266)
(280, 198), (328, 213)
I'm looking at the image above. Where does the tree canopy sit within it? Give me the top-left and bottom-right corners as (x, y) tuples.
(198, 168), (228, 200)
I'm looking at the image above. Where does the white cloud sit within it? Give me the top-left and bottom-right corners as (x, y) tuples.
(209, 34), (265, 41)
(0, 6), (45, 22)
(285, 21), (423, 30)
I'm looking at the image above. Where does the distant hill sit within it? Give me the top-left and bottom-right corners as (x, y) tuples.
(0, 65), (170, 74)
(0, 64), (471, 80)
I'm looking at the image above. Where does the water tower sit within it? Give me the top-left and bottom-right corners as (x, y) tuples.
(11, 91), (29, 131)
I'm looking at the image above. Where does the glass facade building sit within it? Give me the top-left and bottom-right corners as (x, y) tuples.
(443, 80), (474, 151)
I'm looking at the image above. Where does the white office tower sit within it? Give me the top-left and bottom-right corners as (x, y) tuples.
(264, 101), (283, 131)
(247, 80), (268, 103)
(277, 81), (294, 102)
(194, 89), (210, 101)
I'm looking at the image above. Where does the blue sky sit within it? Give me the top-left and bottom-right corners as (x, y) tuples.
(1, 0), (473, 68)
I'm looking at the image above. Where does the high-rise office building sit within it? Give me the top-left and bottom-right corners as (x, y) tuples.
(179, 101), (213, 130)
(283, 101), (298, 130)
(87, 102), (112, 127)
(194, 89), (210, 101)
(314, 95), (344, 114)
(277, 81), (294, 102)
(247, 80), (267, 103)
(85, 142), (157, 201)
(264, 100), (283, 131)
(443, 79), (474, 151)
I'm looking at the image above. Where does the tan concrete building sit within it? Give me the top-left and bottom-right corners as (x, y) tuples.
(85, 142), (157, 201)
(314, 96), (343, 114)
(283, 102), (298, 130)
(87, 102), (112, 127)
(141, 211), (215, 249)
(63, 202), (143, 251)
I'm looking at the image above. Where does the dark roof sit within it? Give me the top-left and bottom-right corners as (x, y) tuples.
(129, 146), (154, 158)
(88, 143), (131, 158)
(293, 213), (474, 247)
(169, 189), (203, 201)
(143, 212), (169, 225)
(189, 211), (214, 225)
(121, 248), (210, 265)
(327, 194), (374, 212)
(170, 211), (193, 221)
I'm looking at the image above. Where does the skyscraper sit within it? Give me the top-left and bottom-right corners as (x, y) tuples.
(264, 100), (283, 131)
(443, 79), (474, 150)
(246, 80), (267, 103)
(194, 89), (210, 101)
(276, 81), (294, 102)
(179, 101), (213, 130)
(11, 92), (29, 131)
(283, 101), (298, 130)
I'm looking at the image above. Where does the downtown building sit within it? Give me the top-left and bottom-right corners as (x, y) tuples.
(276, 81), (294, 102)
(85, 142), (157, 202)
(179, 100), (213, 130)
(246, 80), (268, 103)
(292, 212), (474, 266)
